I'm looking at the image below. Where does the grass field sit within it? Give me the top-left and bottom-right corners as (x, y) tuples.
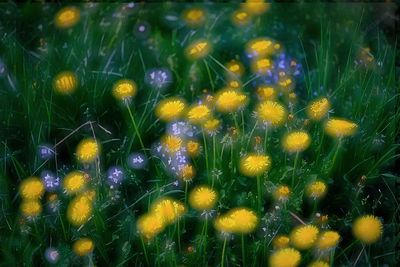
(0, 2), (399, 267)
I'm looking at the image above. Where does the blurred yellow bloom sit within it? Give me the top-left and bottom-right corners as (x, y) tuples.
(214, 216), (237, 234)
(137, 213), (165, 240)
(63, 171), (86, 194)
(189, 185), (218, 211)
(161, 135), (182, 153)
(187, 104), (211, 124)
(306, 97), (331, 121)
(272, 235), (290, 249)
(112, 79), (137, 101)
(19, 177), (45, 200)
(315, 230), (340, 250)
(202, 118), (221, 135)
(215, 89), (247, 113)
(155, 98), (186, 122)
(308, 261), (329, 267)
(269, 248), (301, 267)
(227, 80), (242, 90)
(76, 138), (100, 164)
(290, 225), (319, 250)
(229, 208), (259, 234)
(242, 0), (271, 15)
(67, 194), (93, 226)
(73, 238), (94, 256)
(239, 153), (271, 177)
(182, 8), (206, 27)
(352, 215), (382, 244)
(151, 198), (186, 224)
(179, 164), (196, 182)
(54, 6), (80, 29)
(185, 39), (212, 60)
(282, 131), (311, 153)
(53, 71), (78, 94)
(257, 85), (277, 101)
(306, 181), (327, 199)
(256, 101), (287, 126)
(226, 60), (245, 77)
(246, 38), (277, 58)
(252, 58), (273, 74)
(20, 200), (42, 217)
(231, 9), (251, 27)
(186, 140), (200, 157)
(324, 118), (358, 138)
(273, 185), (290, 202)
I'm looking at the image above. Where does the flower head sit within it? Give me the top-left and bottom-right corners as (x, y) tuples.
(53, 71), (78, 94)
(155, 98), (186, 122)
(215, 89), (247, 113)
(38, 144), (55, 160)
(44, 247), (60, 264)
(272, 235), (290, 249)
(282, 131), (311, 153)
(67, 194), (93, 226)
(144, 68), (172, 90)
(231, 9), (251, 27)
(63, 171), (86, 194)
(151, 198), (186, 224)
(186, 140), (200, 157)
(352, 215), (383, 244)
(290, 225), (320, 250)
(19, 177), (45, 200)
(54, 6), (80, 29)
(107, 166), (125, 186)
(269, 248), (301, 267)
(306, 97), (331, 121)
(161, 135), (182, 154)
(178, 164), (196, 182)
(306, 181), (327, 200)
(202, 118), (221, 135)
(257, 85), (277, 101)
(137, 212), (166, 240)
(41, 170), (60, 191)
(239, 153), (271, 177)
(72, 238), (94, 256)
(324, 118), (358, 138)
(186, 104), (211, 124)
(252, 58), (273, 74)
(185, 39), (212, 60)
(242, 0), (271, 15)
(112, 79), (137, 101)
(76, 138), (100, 164)
(189, 185), (218, 211)
(315, 230), (340, 250)
(214, 208), (258, 234)
(20, 200), (42, 217)
(225, 60), (245, 77)
(256, 101), (287, 127)
(214, 216), (237, 234)
(308, 261), (329, 267)
(273, 185), (290, 202)
(182, 7), (206, 27)
(246, 38), (276, 58)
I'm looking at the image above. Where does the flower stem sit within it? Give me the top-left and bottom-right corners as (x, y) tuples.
(264, 127), (268, 152)
(140, 237), (149, 266)
(202, 132), (210, 183)
(221, 237), (227, 267)
(330, 139), (342, 174)
(241, 234), (246, 267)
(126, 102), (145, 151)
(257, 175), (262, 212)
(291, 152), (300, 188)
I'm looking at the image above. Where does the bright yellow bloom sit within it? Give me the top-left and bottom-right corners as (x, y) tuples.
(269, 248), (301, 267)
(186, 140), (200, 157)
(63, 171), (86, 194)
(161, 135), (182, 154)
(182, 8), (205, 27)
(67, 195), (93, 226)
(308, 261), (329, 267)
(187, 104), (211, 124)
(226, 60), (245, 77)
(352, 215), (383, 244)
(239, 153), (271, 177)
(137, 212), (166, 240)
(306, 181), (327, 199)
(189, 185), (218, 211)
(155, 98), (186, 122)
(185, 39), (212, 60)
(282, 131), (311, 153)
(315, 231), (340, 250)
(151, 198), (186, 224)
(53, 71), (78, 94)
(214, 216), (237, 234)
(257, 85), (277, 101)
(72, 238), (94, 256)
(242, 0), (271, 15)
(228, 208), (258, 234)
(273, 185), (290, 202)
(278, 76), (294, 91)
(256, 101), (287, 126)
(112, 79), (137, 100)
(202, 118), (221, 134)
(272, 235), (290, 249)
(76, 138), (100, 164)
(246, 38), (275, 57)
(231, 9), (251, 27)
(252, 58), (273, 74)
(19, 177), (45, 200)
(324, 118), (358, 138)
(20, 200), (42, 217)
(215, 89), (247, 113)
(54, 6), (80, 29)
(227, 79), (242, 90)
(306, 97), (331, 121)
(179, 164), (196, 182)
(290, 225), (319, 250)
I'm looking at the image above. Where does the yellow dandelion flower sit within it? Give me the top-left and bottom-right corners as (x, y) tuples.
(137, 212), (166, 240)
(246, 38), (275, 58)
(20, 200), (42, 217)
(67, 195), (92, 226)
(324, 118), (358, 138)
(215, 89), (247, 113)
(186, 140), (200, 157)
(214, 215), (237, 234)
(112, 79), (137, 101)
(252, 58), (273, 74)
(228, 208), (259, 234)
(272, 235), (290, 249)
(273, 185), (290, 202)
(54, 6), (80, 29)
(179, 164), (196, 182)
(315, 230), (340, 250)
(155, 98), (186, 122)
(306, 97), (331, 121)
(226, 60), (245, 77)
(290, 225), (320, 250)
(308, 261), (329, 267)
(185, 39), (212, 60)
(242, 0), (271, 15)
(278, 76), (295, 91)
(187, 104), (211, 124)
(227, 79), (242, 90)
(239, 153), (271, 177)
(72, 238), (94, 256)
(256, 101), (287, 126)
(151, 198), (186, 225)
(63, 171), (86, 194)
(257, 85), (277, 101)
(19, 177), (45, 200)
(189, 185), (218, 211)
(76, 138), (100, 164)
(269, 248), (301, 267)
(231, 9), (251, 27)
(306, 181), (327, 199)
(202, 118), (221, 135)
(53, 71), (78, 94)
(161, 135), (182, 154)
(352, 215), (383, 244)
(282, 131), (311, 153)
(182, 8), (205, 27)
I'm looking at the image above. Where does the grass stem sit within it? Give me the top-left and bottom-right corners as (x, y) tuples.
(221, 236), (227, 267)
(125, 102), (145, 151)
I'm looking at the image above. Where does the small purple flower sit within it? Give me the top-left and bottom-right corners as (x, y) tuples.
(128, 152), (148, 169)
(144, 68), (173, 90)
(0, 58), (6, 77)
(166, 121), (197, 138)
(38, 144), (55, 160)
(44, 247), (60, 264)
(134, 21), (151, 39)
(107, 166), (125, 185)
(40, 170), (60, 191)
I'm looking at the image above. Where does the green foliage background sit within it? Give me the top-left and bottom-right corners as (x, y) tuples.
(0, 2), (399, 266)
